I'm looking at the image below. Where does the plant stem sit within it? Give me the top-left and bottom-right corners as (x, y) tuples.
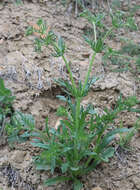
(62, 55), (77, 95)
(85, 145), (99, 168)
(72, 97), (82, 164)
(85, 156), (93, 168)
(75, 97), (81, 130)
(82, 52), (96, 94)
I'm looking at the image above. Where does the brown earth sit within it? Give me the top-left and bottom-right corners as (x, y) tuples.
(0, 0), (140, 189)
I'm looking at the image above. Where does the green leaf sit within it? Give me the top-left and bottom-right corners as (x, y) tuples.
(57, 106), (68, 117)
(58, 36), (65, 51)
(130, 108), (140, 113)
(53, 36), (65, 57)
(94, 39), (104, 53)
(74, 179), (83, 190)
(80, 10), (104, 27)
(85, 151), (97, 156)
(63, 147), (72, 152)
(31, 142), (49, 149)
(26, 26), (33, 36)
(20, 131), (32, 138)
(56, 95), (67, 102)
(61, 163), (69, 173)
(70, 167), (79, 171)
(31, 138), (41, 143)
(51, 157), (56, 174)
(36, 164), (50, 171)
(88, 106), (96, 115)
(96, 128), (129, 152)
(104, 128), (129, 140)
(45, 176), (71, 186)
(45, 117), (50, 138)
(0, 78), (14, 99)
(14, 112), (35, 130)
(101, 147), (114, 162)
(0, 78), (5, 91)
(37, 18), (44, 26)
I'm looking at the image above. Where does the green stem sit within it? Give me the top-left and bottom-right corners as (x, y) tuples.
(85, 144), (97, 167)
(62, 55), (77, 95)
(82, 52), (96, 94)
(75, 97), (81, 130)
(73, 97), (82, 163)
(85, 156), (93, 168)
(85, 147), (98, 168)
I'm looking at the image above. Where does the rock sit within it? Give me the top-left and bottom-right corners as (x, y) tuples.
(0, 148), (9, 166)
(11, 150), (26, 164)
(92, 187), (103, 190)
(94, 73), (118, 90)
(93, 72), (135, 97)
(132, 176), (140, 189)
(122, 2), (129, 11)
(81, 52), (90, 59)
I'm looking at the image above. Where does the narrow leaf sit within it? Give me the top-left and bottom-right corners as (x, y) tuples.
(74, 179), (83, 190)
(45, 176), (71, 186)
(31, 142), (49, 149)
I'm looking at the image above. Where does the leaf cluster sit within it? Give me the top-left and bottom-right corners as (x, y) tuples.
(31, 92), (137, 189)
(0, 78), (35, 143)
(26, 19), (56, 52)
(0, 78), (15, 136)
(56, 76), (98, 98)
(118, 119), (140, 150)
(6, 111), (35, 143)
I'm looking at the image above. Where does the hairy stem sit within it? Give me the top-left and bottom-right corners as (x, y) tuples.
(82, 52), (96, 94)
(74, 97), (82, 165)
(62, 55), (77, 96)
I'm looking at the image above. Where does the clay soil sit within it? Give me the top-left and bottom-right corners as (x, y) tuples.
(0, 0), (140, 189)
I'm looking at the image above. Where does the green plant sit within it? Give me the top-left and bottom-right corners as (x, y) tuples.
(103, 5), (139, 74)
(118, 119), (140, 150)
(80, 3), (139, 76)
(115, 96), (140, 149)
(0, 78), (15, 136)
(6, 111), (35, 143)
(26, 18), (140, 189)
(0, 78), (35, 143)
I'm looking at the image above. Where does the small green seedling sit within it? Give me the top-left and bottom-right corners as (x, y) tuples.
(0, 78), (15, 136)
(0, 78), (35, 144)
(118, 117), (140, 150)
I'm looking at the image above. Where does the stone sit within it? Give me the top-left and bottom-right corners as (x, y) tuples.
(92, 187), (103, 190)
(11, 150), (26, 164)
